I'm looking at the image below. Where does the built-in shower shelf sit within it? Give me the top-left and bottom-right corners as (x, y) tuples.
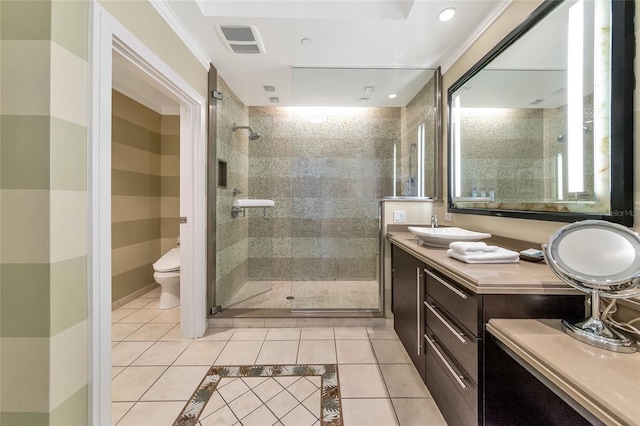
(231, 199), (275, 218)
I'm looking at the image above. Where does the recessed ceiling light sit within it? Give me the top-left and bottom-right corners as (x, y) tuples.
(263, 85), (276, 92)
(301, 38), (313, 46)
(359, 97), (370, 103)
(363, 86), (375, 92)
(388, 94), (397, 99)
(438, 7), (456, 22)
(269, 97), (280, 103)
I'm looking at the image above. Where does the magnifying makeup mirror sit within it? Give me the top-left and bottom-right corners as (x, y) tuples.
(543, 220), (640, 353)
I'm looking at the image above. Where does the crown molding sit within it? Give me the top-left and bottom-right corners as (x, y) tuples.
(150, 0), (211, 69)
(439, 0), (513, 75)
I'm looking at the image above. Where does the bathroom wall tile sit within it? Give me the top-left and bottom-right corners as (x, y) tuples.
(50, 42), (87, 126)
(0, 336), (50, 412)
(1, 115), (50, 190)
(248, 258), (291, 281)
(0, 189), (50, 263)
(50, 256), (87, 335)
(0, 263), (50, 337)
(0, 40), (51, 116)
(49, 320), (88, 410)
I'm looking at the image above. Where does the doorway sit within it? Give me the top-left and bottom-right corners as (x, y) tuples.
(90, 5), (207, 424)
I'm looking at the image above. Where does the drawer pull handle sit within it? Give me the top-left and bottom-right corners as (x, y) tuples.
(416, 267), (423, 356)
(424, 269), (468, 299)
(424, 302), (467, 344)
(425, 334), (468, 390)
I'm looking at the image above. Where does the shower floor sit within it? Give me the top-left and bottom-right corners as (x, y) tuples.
(225, 280), (379, 310)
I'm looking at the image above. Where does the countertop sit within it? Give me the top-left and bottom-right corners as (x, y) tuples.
(388, 231), (579, 295)
(487, 319), (640, 426)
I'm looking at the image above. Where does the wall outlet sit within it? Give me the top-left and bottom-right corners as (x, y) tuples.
(444, 213), (453, 221)
(393, 210), (406, 223)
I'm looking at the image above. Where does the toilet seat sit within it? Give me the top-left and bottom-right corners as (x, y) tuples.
(154, 248), (180, 273)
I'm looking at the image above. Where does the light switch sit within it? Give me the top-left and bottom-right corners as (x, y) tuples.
(393, 210), (406, 223)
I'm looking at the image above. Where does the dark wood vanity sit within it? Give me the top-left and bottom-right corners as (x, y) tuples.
(390, 232), (586, 425)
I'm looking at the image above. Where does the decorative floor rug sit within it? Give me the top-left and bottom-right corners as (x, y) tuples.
(173, 364), (343, 426)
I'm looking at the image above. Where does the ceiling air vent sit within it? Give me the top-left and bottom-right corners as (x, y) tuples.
(217, 25), (265, 54)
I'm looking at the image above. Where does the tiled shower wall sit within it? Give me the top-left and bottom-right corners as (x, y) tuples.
(459, 108), (545, 202)
(0, 0), (89, 423)
(111, 90), (179, 304)
(400, 74), (437, 197)
(459, 99), (595, 203)
(216, 78), (250, 306)
(246, 107), (398, 281)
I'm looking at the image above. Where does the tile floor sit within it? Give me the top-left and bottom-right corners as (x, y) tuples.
(112, 288), (446, 425)
(225, 280), (379, 310)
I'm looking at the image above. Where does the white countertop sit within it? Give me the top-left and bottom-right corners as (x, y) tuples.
(487, 319), (640, 426)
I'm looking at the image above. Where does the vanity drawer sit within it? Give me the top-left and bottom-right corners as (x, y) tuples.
(425, 267), (480, 336)
(425, 296), (479, 383)
(425, 329), (478, 415)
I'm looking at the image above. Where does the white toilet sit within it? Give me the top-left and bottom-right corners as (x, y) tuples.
(153, 248), (180, 309)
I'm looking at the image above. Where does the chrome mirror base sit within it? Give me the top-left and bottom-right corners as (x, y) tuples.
(561, 318), (637, 354)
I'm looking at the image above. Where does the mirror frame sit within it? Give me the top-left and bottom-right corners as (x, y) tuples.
(447, 0), (634, 226)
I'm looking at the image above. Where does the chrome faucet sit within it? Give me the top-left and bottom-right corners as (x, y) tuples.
(431, 214), (438, 228)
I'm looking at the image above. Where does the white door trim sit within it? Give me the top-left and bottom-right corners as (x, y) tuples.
(89, 4), (207, 424)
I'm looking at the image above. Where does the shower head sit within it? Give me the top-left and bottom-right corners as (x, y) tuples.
(232, 123), (261, 140)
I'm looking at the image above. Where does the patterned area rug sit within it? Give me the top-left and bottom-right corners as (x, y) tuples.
(173, 364), (342, 426)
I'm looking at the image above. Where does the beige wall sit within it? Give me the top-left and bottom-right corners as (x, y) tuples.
(111, 90), (179, 304)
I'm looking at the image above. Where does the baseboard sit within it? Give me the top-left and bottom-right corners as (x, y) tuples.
(112, 283), (160, 310)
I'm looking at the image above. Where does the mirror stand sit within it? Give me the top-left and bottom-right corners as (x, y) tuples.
(561, 292), (637, 353)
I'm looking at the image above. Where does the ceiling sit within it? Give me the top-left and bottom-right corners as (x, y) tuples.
(126, 0), (510, 109)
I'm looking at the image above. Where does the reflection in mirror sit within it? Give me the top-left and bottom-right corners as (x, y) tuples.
(448, 0), (634, 224)
(291, 67), (442, 199)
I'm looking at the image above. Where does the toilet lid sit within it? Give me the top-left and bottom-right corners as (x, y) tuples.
(154, 248), (180, 272)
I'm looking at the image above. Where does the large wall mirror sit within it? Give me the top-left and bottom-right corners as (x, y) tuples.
(447, 0), (634, 225)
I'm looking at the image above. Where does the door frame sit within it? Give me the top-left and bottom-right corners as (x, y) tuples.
(89, 4), (208, 424)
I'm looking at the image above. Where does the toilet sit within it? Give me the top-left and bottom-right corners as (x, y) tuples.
(153, 248), (180, 309)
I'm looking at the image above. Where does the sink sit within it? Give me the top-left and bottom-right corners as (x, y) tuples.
(408, 226), (491, 247)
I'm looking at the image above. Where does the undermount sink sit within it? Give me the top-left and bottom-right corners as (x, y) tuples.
(408, 226), (491, 247)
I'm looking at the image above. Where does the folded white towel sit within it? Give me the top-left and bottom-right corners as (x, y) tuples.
(447, 248), (520, 264)
(449, 241), (499, 255)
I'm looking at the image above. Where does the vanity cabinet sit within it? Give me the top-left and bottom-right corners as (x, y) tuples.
(423, 264), (585, 426)
(390, 242), (586, 425)
(391, 244), (426, 380)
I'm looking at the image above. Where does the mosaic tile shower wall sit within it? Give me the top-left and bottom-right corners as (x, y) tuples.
(459, 108), (545, 202)
(400, 74), (437, 197)
(246, 107), (399, 281)
(216, 78), (250, 305)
